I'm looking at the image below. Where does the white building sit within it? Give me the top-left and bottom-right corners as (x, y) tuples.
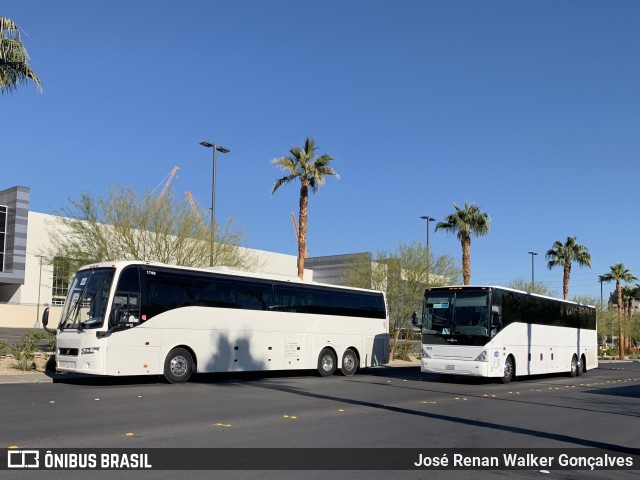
(0, 186), (310, 327)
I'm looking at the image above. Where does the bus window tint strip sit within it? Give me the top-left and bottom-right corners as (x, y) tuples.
(134, 267), (386, 321)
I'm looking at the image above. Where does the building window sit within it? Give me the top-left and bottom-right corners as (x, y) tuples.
(52, 256), (75, 305)
(0, 205), (6, 272)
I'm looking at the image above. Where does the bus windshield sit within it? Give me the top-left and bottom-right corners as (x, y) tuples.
(423, 289), (490, 338)
(59, 268), (115, 330)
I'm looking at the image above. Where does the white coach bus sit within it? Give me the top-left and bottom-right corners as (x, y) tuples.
(43, 261), (389, 383)
(413, 285), (597, 383)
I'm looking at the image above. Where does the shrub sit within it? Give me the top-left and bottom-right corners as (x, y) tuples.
(8, 332), (46, 371)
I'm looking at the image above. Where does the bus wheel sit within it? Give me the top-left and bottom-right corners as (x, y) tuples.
(569, 355), (578, 377)
(318, 348), (337, 377)
(501, 356), (514, 384)
(340, 349), (358, 376)
(164, 348), (194, 384)
(577, 355), (586, 376)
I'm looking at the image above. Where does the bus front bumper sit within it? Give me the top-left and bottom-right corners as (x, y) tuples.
(421, 358), (489, 377)
(56, 353), (105, 375)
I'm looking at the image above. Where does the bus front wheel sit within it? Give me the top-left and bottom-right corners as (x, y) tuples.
(318, 348), (337, 377)
(164, 347), (194, 384)
(340, 349), (358, 376)
(501, 355), (514, 384)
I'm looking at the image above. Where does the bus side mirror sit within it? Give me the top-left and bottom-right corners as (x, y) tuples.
(411, 311), (421, 328)
(42, 307), (56, 334)
(491, 312), (502, 327)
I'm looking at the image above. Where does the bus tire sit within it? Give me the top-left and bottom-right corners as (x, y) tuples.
(164, 347), (194, 384)
(340, 349), (358, 376)
(569, 355), (578, 377)
(577, 354), (586, 376)
(318, 348), (337, 377)
(501, 355), (514, 384)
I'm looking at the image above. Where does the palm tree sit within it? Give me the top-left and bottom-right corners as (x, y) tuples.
(545, 236), (591, 300)
(621, 285), (636, 318)
(271, 137), (339, 279)
(435, 202), (489, 285)
(1, 17), (42, 94)
(600, 263), (638, 360)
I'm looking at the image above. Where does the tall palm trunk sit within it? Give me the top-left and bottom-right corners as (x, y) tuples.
(616, 282), (625, 359)
(563, 261), (571, 300)
(297, 183), (309, 279)
(461, 236), (471, 285)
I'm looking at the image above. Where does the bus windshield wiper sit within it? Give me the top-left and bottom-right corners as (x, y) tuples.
(79, 274), (108, 332)
(60, 295), (82, 332)
(63, 275), (93, 332)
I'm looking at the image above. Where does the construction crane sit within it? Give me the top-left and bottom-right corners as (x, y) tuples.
(186, 191), (208, 234)
(153, 166), (180, 197)
(290, 212), (308, 258)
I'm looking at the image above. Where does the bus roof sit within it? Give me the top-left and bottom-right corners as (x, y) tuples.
(424, 285), (596, 308)
(77, 260), (385, 295)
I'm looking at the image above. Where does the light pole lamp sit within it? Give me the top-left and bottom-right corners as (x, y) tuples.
(420, 216), (436, 285)
(200, 141), (230, 267)
(527, 251), (537, 293)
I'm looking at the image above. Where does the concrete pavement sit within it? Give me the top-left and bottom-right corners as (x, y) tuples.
(0, 360), (422, 385)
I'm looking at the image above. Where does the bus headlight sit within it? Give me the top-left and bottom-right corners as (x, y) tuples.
(474, 350), (487, 362)
(421, 347), (431, 359)
(81, 347), (101, 354)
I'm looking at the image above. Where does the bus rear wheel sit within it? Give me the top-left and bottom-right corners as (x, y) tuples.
(501, 355), (514, 384)
(164, 347), (194, 384)
(340, 349), (358, 376)
(569, 355), (578, 377)
(577, 354), (586, 376)
(318, 348), (337, 377)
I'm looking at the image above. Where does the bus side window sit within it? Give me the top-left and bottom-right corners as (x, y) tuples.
(110, 266), (141, 327)
(111, 293), (141, 327)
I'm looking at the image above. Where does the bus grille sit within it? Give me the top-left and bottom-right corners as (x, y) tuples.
(58, 348), (79, 356)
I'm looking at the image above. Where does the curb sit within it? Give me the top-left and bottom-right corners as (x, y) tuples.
(0, 373), (57, 384)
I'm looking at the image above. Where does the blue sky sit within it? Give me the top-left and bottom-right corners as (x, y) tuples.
(3, 1), (639, 300)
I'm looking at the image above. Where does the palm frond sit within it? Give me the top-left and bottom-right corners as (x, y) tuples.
(271, 174), (297, 195)
(0, 17), (41, 94)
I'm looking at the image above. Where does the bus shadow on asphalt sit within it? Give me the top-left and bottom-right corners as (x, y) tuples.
(51, 373), (162, 386)
(50, 369), (326, 386)
(585, 384), (640, 399)
(48, 364), (605, 387)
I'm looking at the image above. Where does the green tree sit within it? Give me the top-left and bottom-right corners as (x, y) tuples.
(506, 278), (556, 297)
(621, 285), (640, 350)
(0, 17), (42, 94)
(600, 263), (638, 359)
(343, 242), (461, 360)
(570, 294), (600, 308)
(46, 187), (257, 271)
(271, 137), (339, 279)
(545, 236), (592, 300)
(435, 202), (490, 285)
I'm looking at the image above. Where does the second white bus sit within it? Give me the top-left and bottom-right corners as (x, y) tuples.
(413, 285), (597, 383)
(43, 261), (389, 383)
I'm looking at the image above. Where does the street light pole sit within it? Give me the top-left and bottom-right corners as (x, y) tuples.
(35, 254), (44, 327)
(527, 251), (537, 293)
(420, 216), (436, 285)
(200, 141), (230, 267)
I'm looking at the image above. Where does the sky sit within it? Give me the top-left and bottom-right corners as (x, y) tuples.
(3, 1), (639, 301)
